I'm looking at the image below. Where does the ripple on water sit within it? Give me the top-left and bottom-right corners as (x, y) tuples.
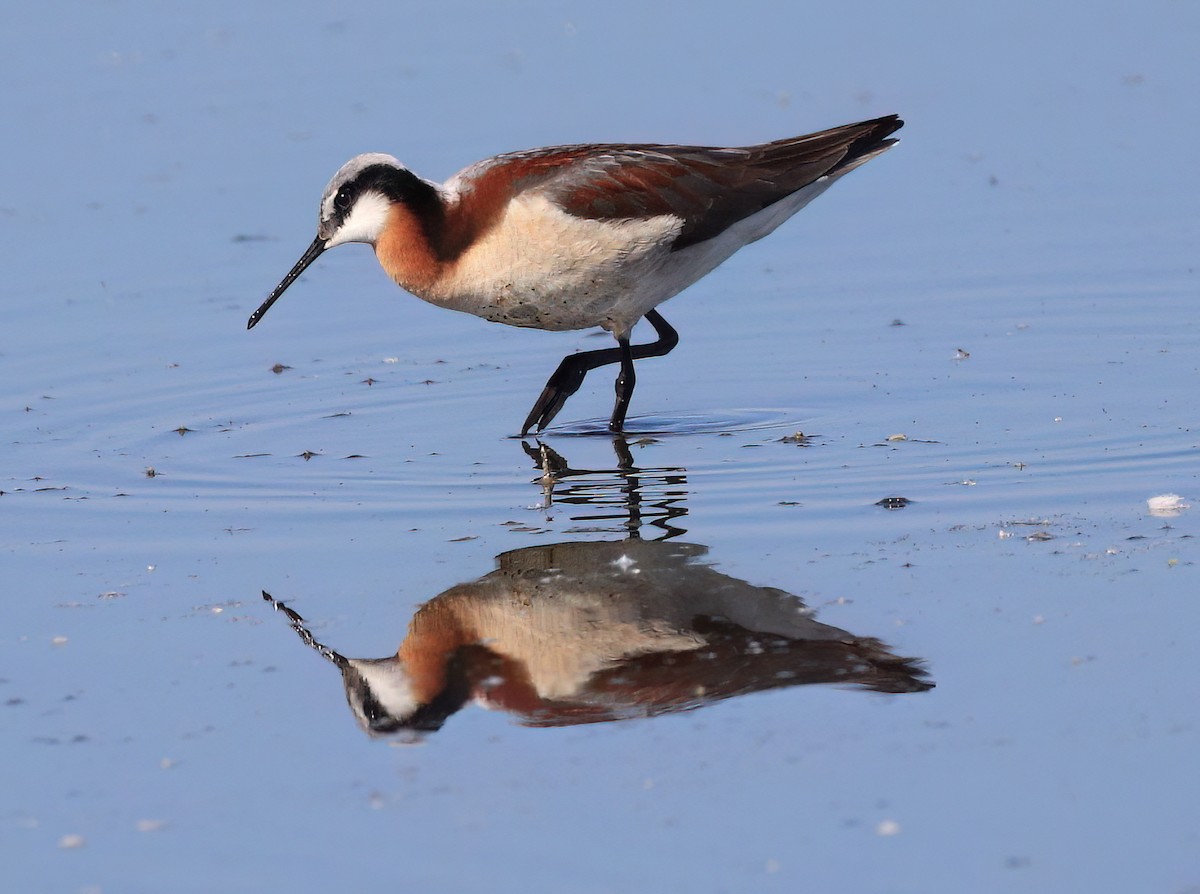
(541, 407), (812, 437)
(10, 322), (1197, 544)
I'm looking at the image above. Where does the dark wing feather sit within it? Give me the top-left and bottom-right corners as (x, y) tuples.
(530, 114), (902, 250)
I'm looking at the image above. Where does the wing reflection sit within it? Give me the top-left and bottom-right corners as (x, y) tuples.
(264, 540), (933, 738)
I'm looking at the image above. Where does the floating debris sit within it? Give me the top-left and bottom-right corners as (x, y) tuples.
(886, 433), (907, 442)
(780, 431), (814, 445)
(1147, 493), (1189, 516)
(612, 554), (637, 572)
(875, 819), (901, 836)
(270, 363), (292, 374)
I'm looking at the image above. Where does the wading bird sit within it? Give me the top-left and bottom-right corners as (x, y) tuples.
(249, 115), (901, 434)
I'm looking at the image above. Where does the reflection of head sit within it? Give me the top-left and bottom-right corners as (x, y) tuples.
(265, 542), (933, 738)
(341, 658), (448, 735)
(262, 592), (461, 737)
(340, 660), (411, 728)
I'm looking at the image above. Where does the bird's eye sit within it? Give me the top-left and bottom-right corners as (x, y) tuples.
(334, 189), (352, 210)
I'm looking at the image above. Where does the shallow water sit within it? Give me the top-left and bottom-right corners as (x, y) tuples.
(4, 2), (1199, 892)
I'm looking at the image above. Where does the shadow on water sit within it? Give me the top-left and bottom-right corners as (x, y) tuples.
(263, 438), (932, 740)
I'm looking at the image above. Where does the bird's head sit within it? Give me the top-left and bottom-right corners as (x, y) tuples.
(247, 153), (436, 329)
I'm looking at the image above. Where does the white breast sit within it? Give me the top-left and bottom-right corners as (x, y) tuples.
(425, 194), (684, 337)
(418, 172), (844, 338)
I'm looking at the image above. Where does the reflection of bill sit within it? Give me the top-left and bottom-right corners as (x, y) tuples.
(265, 540), (933, 738)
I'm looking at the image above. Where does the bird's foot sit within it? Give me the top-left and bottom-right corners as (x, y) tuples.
(521, 384), (573, 435)
(520, 359), (590, 435)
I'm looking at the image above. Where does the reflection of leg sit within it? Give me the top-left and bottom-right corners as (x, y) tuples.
(520, 310), (679, 435)
(609, 433), (633, 469)
(518, 429), (688, 541)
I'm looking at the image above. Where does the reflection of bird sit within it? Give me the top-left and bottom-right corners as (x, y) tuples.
(248, 116), (901, 434)
(264, 540), (931, 737)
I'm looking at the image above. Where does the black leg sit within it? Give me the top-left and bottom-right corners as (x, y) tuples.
(520, 310), (679, 436)
(609, 337), (635, 433)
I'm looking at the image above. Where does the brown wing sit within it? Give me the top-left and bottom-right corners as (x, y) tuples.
(444, 115), (900, 256)
(538, 114), (903, 249)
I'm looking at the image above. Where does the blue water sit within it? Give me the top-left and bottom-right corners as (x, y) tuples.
(3, 2), (1198, 892)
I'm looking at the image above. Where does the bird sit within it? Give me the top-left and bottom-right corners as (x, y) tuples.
(262, 539), (931, 736)
(248, 114), (902, 435)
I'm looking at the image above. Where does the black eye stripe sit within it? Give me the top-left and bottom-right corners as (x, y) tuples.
(324, 164), (440, 235)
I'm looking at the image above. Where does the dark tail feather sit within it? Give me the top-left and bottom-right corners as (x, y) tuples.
(753, 114), (903, 172)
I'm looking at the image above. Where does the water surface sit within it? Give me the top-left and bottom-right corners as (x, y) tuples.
(3, 2), (1198, 892)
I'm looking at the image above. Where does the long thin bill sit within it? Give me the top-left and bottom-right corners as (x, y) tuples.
(247, 236), (326, 330)
(260, 590), (349, 671)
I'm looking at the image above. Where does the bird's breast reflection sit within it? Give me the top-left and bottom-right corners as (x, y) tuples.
(265, 540), (932, 739)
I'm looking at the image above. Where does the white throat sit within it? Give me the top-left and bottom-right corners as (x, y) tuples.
(326, 191), (391, 248)
(346, 658), (418, 726)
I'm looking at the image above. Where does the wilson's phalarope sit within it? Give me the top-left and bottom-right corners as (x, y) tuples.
(249, 115), (902, 434)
